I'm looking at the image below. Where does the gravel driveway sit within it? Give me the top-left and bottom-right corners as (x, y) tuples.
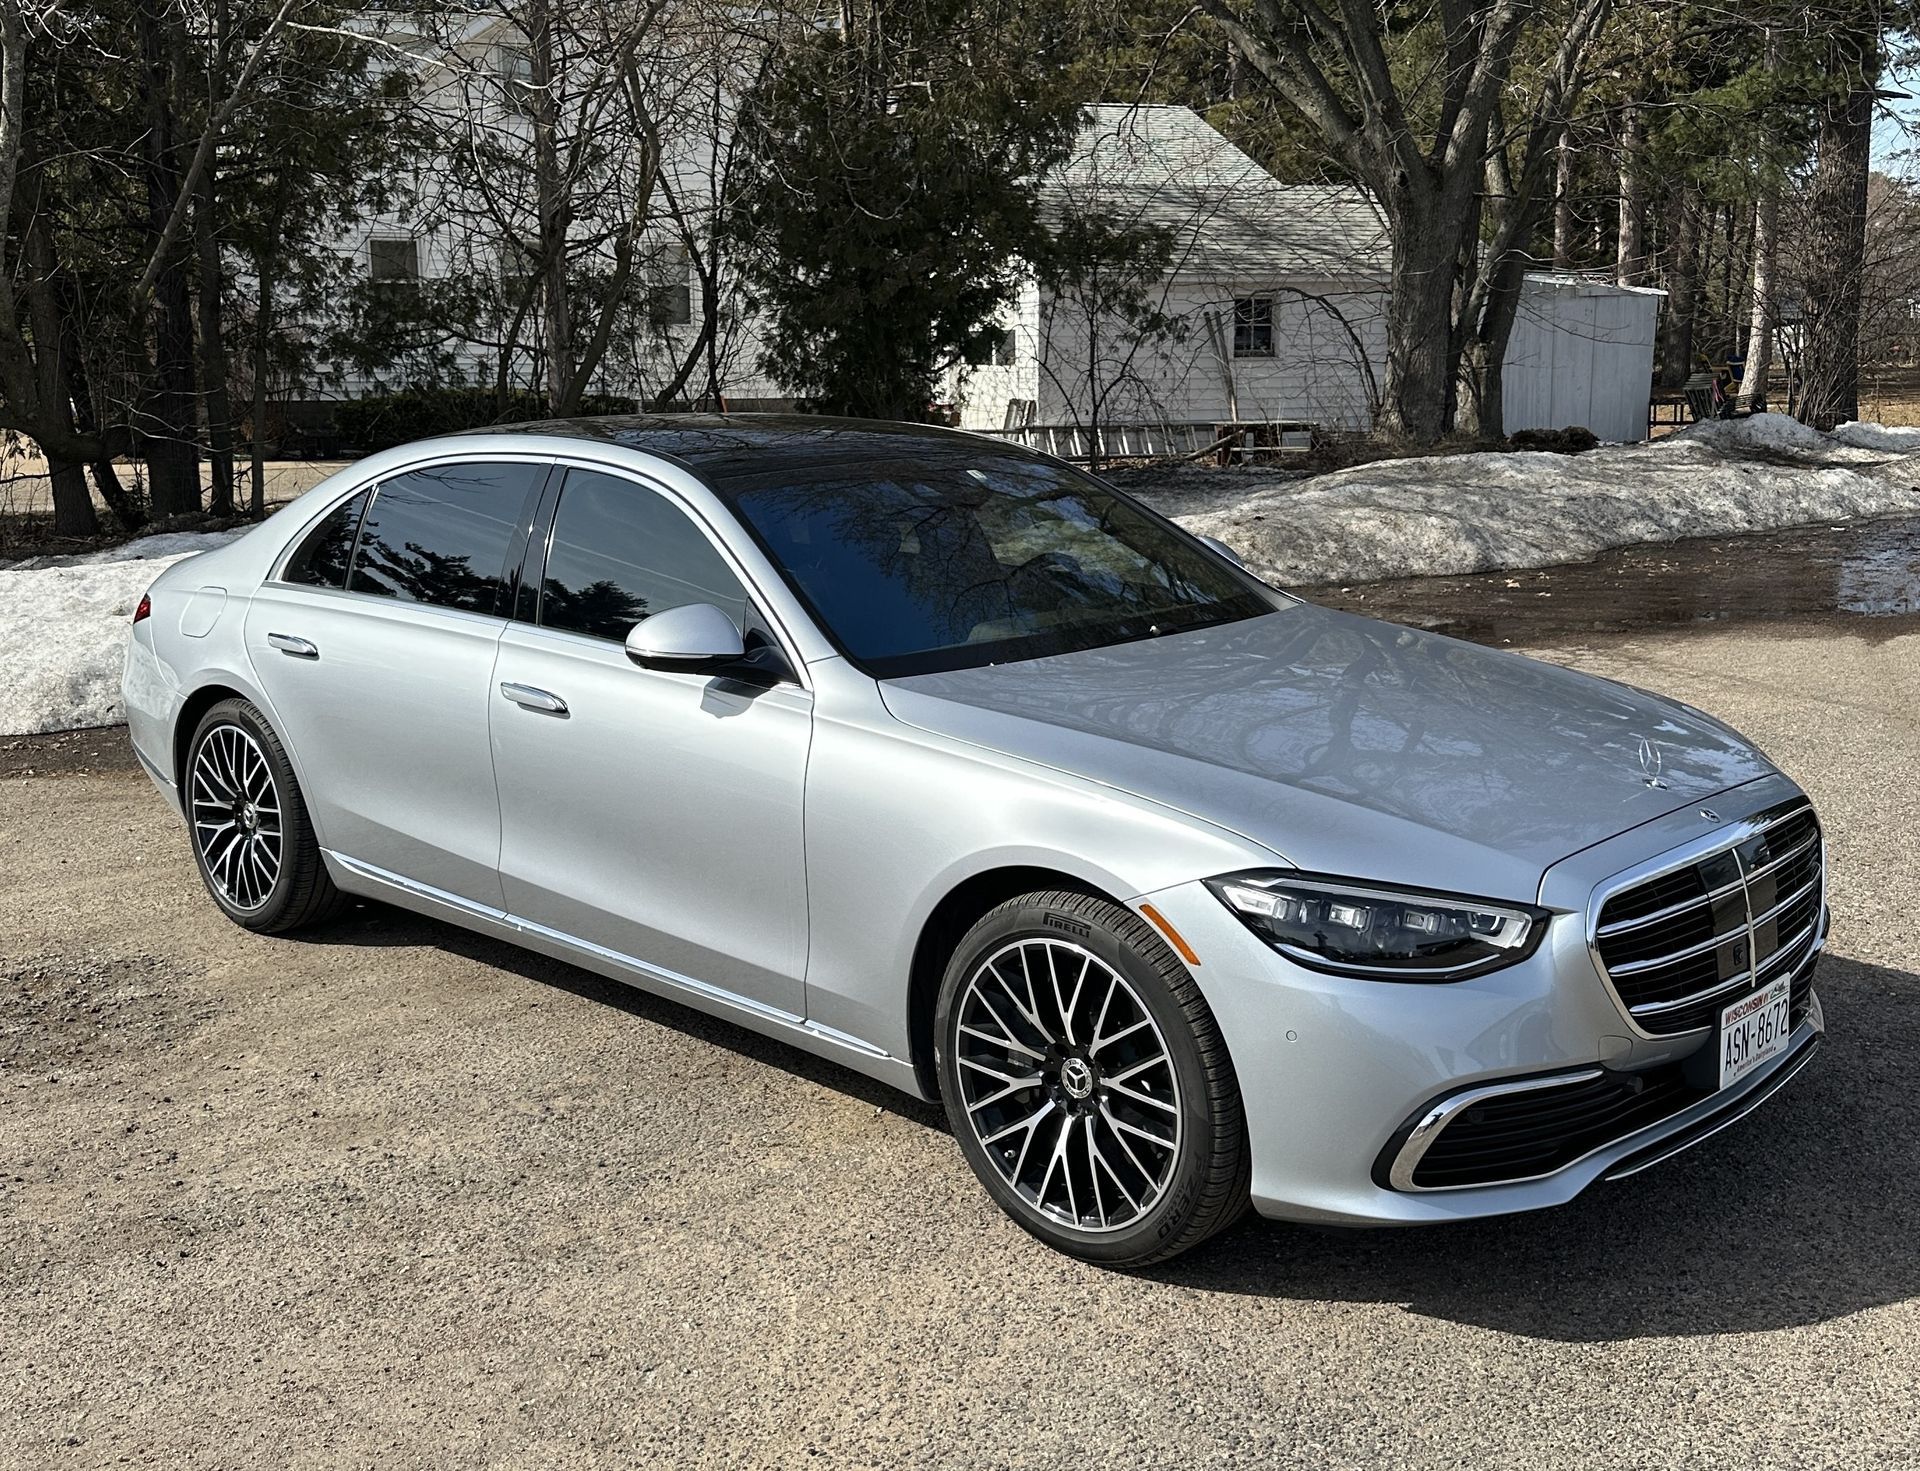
(4, 612), (1916, 1470)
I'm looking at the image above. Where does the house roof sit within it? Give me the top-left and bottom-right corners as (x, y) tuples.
(1048, 105), (1391, 281)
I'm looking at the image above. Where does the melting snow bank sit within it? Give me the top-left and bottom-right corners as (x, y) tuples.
(7, 414), (1920, 735)
(1144, 413), (1920, 588)
(1, 530), (242, 736)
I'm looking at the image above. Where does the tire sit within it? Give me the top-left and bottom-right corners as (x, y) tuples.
(183, 697), (346, 934)
(935, 889), (1250, 1266)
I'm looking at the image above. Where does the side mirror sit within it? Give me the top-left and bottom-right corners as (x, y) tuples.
(1198, 534), (1246, 569)
(625, 602), (746, 669)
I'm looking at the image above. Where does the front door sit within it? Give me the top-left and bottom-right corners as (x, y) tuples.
(489, 466), (812, 1017)
(245, 459), (550, 908)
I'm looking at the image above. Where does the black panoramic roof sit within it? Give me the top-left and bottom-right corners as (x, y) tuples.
(475, 413), (1037, 483)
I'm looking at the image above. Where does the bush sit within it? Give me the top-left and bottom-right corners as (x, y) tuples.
(333, 387), (639, 454)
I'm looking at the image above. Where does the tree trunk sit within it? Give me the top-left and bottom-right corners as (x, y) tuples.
(186, 0), (235, 516)
(62, 315), (145, 529)
(1800, 25), (1877, 430)
(1375, 216), (1458, 443)
(1615, 107), (1648, 287)
(528, 0), (576, 414)
(249, 238), (276, 517)
(21, 202), (98, 536)
(1553, 128), (1576, 269)
(138, 0), (201, 517)
(1456, 241), (1537, 441)
(1660, 193), (1701, 388)
(193, 163), (236, 514)
(1739, 184), (1780, 406)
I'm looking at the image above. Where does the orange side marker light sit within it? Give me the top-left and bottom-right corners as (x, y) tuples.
(1139, 903), (1201, 967)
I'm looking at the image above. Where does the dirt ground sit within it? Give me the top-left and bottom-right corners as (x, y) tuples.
(4, 556), (1919, 1468)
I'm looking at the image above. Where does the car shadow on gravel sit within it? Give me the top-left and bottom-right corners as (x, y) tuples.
(1155, 954), (1920, 1342)
(304, 900), (950, 1130)
(299, 903), (1914, 1342)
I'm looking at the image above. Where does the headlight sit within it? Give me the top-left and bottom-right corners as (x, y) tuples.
(1204, 870), (1548, 981)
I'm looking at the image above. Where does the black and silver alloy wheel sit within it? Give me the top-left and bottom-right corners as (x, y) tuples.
(184, 698), (346, 934)
(936, 890), (1250, 1267)
(190, 723), (283, 911)
(955, 938), (1183, 1232)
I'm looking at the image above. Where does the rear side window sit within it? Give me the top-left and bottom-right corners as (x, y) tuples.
(538, 469), (749, 641)
(283, 490), (369, 589)
(349, 462), (543, 614)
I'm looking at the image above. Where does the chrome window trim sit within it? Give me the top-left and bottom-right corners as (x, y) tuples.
(1585, 799), (1824, 1040)
(261, 446), (818, 695)
(265, 449), (560, 587)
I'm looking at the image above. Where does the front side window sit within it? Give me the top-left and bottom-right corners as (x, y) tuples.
(538, 469), (748, 642)
(1233, 296), (1274, 358)
(283, 489), (369, 589)
(348, 462), (543, 614)
(717, 454), (1274, 677)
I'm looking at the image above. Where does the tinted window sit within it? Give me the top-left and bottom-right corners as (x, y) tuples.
(284, 489), (369, 589)
(538, 469), (748, 641)
(349, 462), (542, 614)
(718, 455), (1273, 677)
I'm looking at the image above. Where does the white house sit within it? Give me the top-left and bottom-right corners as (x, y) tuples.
(953, 105), (1662, 449)
(328, 76), (1658, 447)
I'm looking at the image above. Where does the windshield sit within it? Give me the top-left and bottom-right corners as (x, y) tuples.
(715, 453), (1278, 676)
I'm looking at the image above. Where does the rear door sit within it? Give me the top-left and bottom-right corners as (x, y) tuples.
(489, 465), (812, 1017)
(245, 458), (550, 908)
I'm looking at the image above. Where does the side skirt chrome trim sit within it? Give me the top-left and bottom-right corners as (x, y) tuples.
(326, 850), (895, 1065)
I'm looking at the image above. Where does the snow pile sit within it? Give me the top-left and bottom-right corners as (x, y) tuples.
(1148, 417), (1920, 587)
(1831, 421), (1920, 454)
(0, 531), (241, 736)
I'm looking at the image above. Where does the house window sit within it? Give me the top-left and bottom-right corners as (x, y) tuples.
(968, 327), (1016, 368)
(368, 237), (420, 282)
(649, 244), (693, 326)
(1232, 296), (1274, 358)
(496, 46), (536, 115)
(500, 234), (541, 283)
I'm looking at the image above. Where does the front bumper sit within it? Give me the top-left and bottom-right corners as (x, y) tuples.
(1132, 774), (1826, 1227)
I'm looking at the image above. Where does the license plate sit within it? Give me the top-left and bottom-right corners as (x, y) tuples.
(1719, 976), (1792, 1089)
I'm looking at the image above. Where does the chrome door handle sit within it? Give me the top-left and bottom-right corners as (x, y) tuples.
(267, 632), (319, 659)
(499, 682), (568, 715)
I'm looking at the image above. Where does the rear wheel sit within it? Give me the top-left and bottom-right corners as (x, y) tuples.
(185, 698), (344, 933)
(935, 890), (1250, 1266)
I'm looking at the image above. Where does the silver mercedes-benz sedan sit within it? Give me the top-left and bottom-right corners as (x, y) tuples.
(124, 416), (1826, 1265)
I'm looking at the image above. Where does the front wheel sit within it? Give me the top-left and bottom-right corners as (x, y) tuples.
(934, 890), (1250, 1266)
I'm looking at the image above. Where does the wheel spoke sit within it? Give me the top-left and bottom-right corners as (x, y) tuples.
(1100, 1099), (1176, 1150)
(1106, 1078), (1178, 1115)
(1091, 1016), (1150, 1057)
(1106, 1054), (1169, 1085)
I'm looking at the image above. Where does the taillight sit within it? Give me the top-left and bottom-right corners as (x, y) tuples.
(133, 593), (151, 624)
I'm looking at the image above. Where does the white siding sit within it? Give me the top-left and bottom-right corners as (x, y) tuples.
(953, 269), (1660, 445)
(1502, 277), (1663, 443)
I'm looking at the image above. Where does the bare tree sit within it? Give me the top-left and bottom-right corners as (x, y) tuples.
(1199, 0), (1615, 444)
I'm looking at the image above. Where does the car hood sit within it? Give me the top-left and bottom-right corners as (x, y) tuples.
(879, 604), (1776, 901)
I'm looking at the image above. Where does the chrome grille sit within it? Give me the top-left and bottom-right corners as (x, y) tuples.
(1592, 804), (1824, 1036)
